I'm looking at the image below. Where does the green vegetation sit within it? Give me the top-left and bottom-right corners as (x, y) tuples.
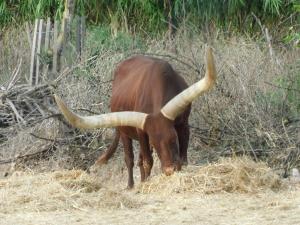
(72, 25), (146, 80)
(1, 0), (299, 37)
(269, 70), (300, 117)
(258, 74), (300, 120)
(86, 26), (145, 54)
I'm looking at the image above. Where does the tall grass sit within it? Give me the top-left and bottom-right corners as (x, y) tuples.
(1, 0), (298, 36)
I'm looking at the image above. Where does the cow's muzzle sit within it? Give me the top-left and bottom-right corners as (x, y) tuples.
(163, 166), (175, 176)
(163, 162), (181, 176)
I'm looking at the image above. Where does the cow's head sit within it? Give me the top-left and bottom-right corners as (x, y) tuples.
(143, 112), (181, 175)
(54, 46), (216, 176)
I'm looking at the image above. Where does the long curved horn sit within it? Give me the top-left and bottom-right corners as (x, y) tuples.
(54, 95), (147, 130)
(161, 46), (216, 120)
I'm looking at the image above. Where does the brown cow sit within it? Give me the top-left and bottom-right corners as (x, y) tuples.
(54, 46), (216, 188)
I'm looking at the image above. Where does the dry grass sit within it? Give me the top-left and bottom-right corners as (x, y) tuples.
(0, 169), (140, 214)
(0, 157), (283, 215)
(0, 25), (31, 85)
(138, 157), (282, 195)
(1, 156), (298, 225)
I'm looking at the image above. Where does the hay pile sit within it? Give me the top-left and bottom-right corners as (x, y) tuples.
(0, 169), (140, 214)
(138, 157), (282, 195)
(0, 157), (284, 214)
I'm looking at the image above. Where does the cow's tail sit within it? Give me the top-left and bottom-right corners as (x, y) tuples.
(95, 129), (120, 165)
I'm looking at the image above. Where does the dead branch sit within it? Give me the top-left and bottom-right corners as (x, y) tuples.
(7, 58), (22, 91)
(0, 143), (53, 165)
(6, 98), (26, 124)
(251, 13), (281, 67)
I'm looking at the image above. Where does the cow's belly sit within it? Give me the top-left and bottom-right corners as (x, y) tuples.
(117, 126), (140, 140)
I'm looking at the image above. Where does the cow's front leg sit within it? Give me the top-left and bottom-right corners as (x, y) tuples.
(175, 124), (190, 166)
(137, 130), (153, 181)
(137, 153), (145, 182)
(121, 134), (134, 189)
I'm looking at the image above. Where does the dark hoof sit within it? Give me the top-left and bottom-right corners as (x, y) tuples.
(181, 160), (188, 167)
(95, 155), (108, 165)
(126, 184), (134, 190)
(89, 164), (102, 174)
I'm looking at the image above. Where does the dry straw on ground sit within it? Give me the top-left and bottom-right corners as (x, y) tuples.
(0, 169), (140, 214)
(0, 157), (285, 214)
(138, 157), (282, 195)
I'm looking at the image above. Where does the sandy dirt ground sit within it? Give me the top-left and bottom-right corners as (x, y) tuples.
(1, 157), (300, 225)
(1, 189), (300, 225)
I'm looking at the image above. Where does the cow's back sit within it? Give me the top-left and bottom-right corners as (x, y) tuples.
(111, 55), (189, 115)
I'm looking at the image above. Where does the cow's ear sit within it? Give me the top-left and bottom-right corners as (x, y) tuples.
(54, 95), (148, 130)
(160, 46), (216, 120)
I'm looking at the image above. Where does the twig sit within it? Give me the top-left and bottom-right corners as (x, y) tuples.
(0, 143), (53, 165)
(265, 27), (281, 66)
(6, 98), (26, 124)
(29, 113), (61, 126)
(136, 52), (201, 74)
(282, 119), (293, 146)
(7, 58), (22, 91)
(22, 83), (53, 96)
(251, 12), (264, 33)
(32, 101), (46, 116)
(29, 132), (100, 151)
(76, 108), (99, 115)
(251, 12), (281, 67)
(53, 55), (99, 84)
(30, 132), (58, 142)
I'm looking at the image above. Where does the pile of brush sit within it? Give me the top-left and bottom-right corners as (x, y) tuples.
(0, 68), (103, 170)
(0, 64), (59, 145)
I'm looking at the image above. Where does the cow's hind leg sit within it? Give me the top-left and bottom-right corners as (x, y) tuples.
(95, 129), (120, 165)
(175, 124), (190, 166)
(121, 134), (134, 189)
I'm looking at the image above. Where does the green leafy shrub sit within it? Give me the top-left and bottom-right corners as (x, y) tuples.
(259, 69), (300, 118)
(86, 25), (145, 55)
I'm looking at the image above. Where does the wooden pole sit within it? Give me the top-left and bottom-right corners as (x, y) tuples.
(35, 19), (44, 85)
(59, 17), (68, 71)
(43, 17), (51, 80)
(81, 16), (86, 58)
(53, 20), (59, 73)
(52, 0), (75, 73)
(44, 18), (51, 51)
(25, 22), (32, 49)
(29, 19), (39, 86)
(76, 16), (81, 58)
